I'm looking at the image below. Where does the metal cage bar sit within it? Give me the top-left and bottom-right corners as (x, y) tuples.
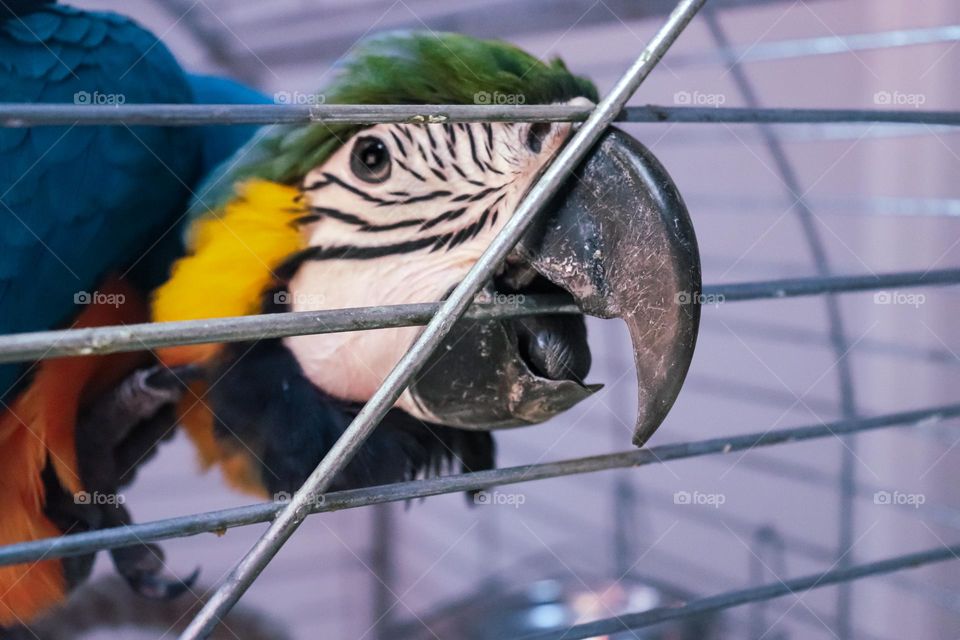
(701, 9), (862, 637)
(1, 1), (957, 637)
(176, 1), (711, 635)
(0, 403), (954, 569)
(521, 543), (960, 640)
(0, 268), (956, 365)
(1, 104), (958, 127)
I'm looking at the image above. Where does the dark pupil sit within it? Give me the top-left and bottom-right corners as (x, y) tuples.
(351, 136), (391, 183)
(362, 142), (384, 167)
(527, 122), (552, 154)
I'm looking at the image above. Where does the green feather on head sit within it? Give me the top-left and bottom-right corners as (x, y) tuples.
(192, 31), (598, 216)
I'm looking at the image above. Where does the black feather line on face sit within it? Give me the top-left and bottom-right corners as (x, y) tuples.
(449, 162), (484, 187)
(302, 178), (331, 192)
(449, 185), (502, 203)
(469, 185), (501, 201)
(320, 173), (390, 204)
(311, 206), (368, 226)
(472, 207), (491, 239)
(374, 189), (452, 207)
(314, 171), (454, 208)
(360, 218), (427, 233)
(419, 207), (467, 231)
(446, 130), (457, 158)
(466, 125), (485, 174)
(431, 232), (454, 252)
(279, 236), (442, 269)
(447, 222), (476, 249)
(389, 128), (407, 155)
(395, 157), (427, 182)
(483, 122), (494, 155)
(293, 213), (321, 227)
(447, 206), (495, 249)
(487, 193), (507, 227)
(308, 206), (427, 233)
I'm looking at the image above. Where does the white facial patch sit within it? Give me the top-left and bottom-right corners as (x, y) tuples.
(283, 110), (579, 420)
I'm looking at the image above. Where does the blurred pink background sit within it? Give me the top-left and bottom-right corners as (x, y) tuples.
(52, 1), (960, 638)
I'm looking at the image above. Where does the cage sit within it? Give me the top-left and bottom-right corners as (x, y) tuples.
(1, 0), (960, 639)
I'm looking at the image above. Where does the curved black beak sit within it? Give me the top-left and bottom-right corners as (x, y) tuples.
(517, 128), (701, 445)
(408, 128), (700, 446)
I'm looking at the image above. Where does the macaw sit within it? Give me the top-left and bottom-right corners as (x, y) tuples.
(151, 32), (700, 502)
(1, 9), (701, 634)
(0, 0), (268, 631)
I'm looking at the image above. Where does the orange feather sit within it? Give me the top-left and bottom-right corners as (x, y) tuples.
(0, 279), (150, 626)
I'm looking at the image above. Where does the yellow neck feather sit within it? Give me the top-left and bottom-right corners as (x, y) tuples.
(152, 180), (305, 362)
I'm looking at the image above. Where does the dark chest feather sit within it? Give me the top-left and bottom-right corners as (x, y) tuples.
(207, 338), (495, 495)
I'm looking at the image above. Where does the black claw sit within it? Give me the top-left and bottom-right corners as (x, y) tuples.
(113, 543), (200, 601)
(125, 563), (201, 601)
(144, 363), (205, 390)
(132, 565), (201, 601)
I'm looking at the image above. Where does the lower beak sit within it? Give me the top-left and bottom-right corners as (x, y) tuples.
(408, 128), (701, 446)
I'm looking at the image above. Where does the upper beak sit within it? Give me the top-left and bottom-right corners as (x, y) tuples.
(517, 128), (701, 445)
(407, 128), (700, 446)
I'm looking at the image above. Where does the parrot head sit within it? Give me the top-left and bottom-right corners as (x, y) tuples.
(280, 111), (599, 429)
(155, 31), (699, 452)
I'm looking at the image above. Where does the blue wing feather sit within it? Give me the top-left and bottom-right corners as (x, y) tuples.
(187, 74), (270, 178)
(0, 4), (201, 400)
(122, 74), (271, 292)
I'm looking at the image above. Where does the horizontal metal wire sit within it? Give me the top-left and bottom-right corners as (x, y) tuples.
(0, 104), (957, 127)
(701, 268), (960, 301)
(621, 493), (960, 621)
(0, 268), (956, 365)
(521, 543), (960, 640)
(0, 403), (954, 568)
(674, 23), (960, 66)
(690, 193), (960, 219)
(0, 295), (577, 364)
(182, 5), (710, 632)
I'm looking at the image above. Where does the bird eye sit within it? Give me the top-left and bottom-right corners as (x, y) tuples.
(350, 136), (391, 183)
(526, 122), (552, 154)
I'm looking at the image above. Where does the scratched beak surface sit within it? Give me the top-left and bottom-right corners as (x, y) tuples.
(516, 128), (701, 446)
(408, 128), (700, 443)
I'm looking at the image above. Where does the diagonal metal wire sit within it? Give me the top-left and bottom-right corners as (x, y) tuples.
(2, 3), (955, 635)
(176, 1), (710, 636)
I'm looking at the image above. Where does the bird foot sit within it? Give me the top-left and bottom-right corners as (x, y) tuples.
(74, 362), (205, 601)
(112, 363), (202, 426)
(111, 542), (200, 600)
